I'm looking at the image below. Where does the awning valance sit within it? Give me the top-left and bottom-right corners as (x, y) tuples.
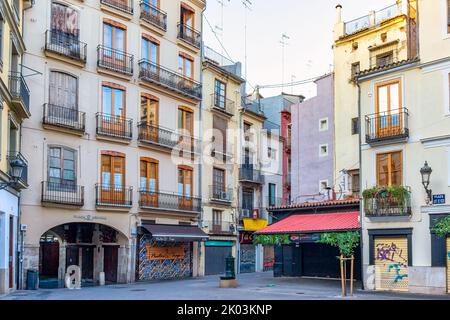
(141, 223), (209, 242)
(255, 211), (360, 235)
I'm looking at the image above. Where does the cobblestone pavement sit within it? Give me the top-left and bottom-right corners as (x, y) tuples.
(1, 272), (449, 300)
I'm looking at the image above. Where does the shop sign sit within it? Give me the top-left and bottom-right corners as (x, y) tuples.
(146, 245), (185, 260)
(289, 234), (321, 243)
(239, 231), (254, 244)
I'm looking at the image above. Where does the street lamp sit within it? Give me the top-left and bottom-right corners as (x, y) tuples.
(420, 161), (432, 203)
(0, 157), (26, 190)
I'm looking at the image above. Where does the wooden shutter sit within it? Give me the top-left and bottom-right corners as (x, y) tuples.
(49, 71), (77, 109)
(213, 115), (227, 153)
(374, 237), (409, 292)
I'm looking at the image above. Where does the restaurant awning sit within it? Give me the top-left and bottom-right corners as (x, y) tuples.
(141, 223), (209, 242)
(255, 211), (360, 234)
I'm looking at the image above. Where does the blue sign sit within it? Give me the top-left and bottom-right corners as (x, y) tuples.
(432, 194), (446, 205)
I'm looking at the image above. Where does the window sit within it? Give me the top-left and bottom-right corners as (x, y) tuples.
(8, 119), (18, 153)
(49, 71), (78, 119)
(102, 84), (125, 117)
(268, 147), (276, 160)
(140, 94), (158, 125)
(268, 183), (276, 207)
(212, 210), (223, 231)
(48, 146), (76, 188)
(376, 79), (402, 137)
(351, 62), (360, 78)
(51, 2), (79, 38)
(376, 151), (402, 187)
(178, 166), (193, 197)
(213, 168), (225, 195)
(214, 79), (226, 109)
(213, 115), (227, 155)
(244, 122), (252, 141)
(351, 117), (359, 135)
(242, 188), (254, 212)
(348, 169), (360, 194)
(319, 118), (328, 131)
(141, 35), (159, 65)
(180, 3), (195, 29)
(376, 51), (393, 67)
(101, 153), (125, 188)
(0, 13), (4, 63)
(319, 144), (328, 157)
(140, 158), (158, 192)
(178, 54), (193, 79)
(103, 22), (125, 51)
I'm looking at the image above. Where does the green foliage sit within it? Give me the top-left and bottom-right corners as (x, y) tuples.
(433, 216), (450, 238)
(362, 186), (410, 208)
(253, 234), (290, 245)
(317, 232), (360, 258)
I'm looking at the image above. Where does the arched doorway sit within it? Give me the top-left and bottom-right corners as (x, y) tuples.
(39, 223), (128, 288)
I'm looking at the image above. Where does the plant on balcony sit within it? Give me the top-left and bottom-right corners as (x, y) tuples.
(362, 185), (410, 215)
(317, 231), (360, 297)
(253, 234), (290, 246)
(433, 215), (450, 238)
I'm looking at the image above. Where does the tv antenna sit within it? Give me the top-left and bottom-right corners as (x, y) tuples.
(216, 0), (230, 60)
(280, 33), (290, 92)
(242, 0), (252, 81)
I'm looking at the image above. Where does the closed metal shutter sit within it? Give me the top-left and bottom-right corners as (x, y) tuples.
(205, 246), (232, 276)
(447, 237), (450, 294)
(374, 237), (408, 292)
(240, 244), (256, 273)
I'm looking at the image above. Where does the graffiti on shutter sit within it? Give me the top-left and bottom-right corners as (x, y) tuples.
(447, 237), (450, 294)
(374, 237), (408, 292)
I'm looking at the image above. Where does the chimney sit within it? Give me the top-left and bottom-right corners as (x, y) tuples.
(335, 4), (342, 23)
(334, 4), (344, 41)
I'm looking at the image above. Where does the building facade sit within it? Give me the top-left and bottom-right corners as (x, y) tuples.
(0, 0), (31, 294)
(20, 0), (206, 288)
(359, 0), (450, 294)
(291, 73), (335, 203)
(333, 0), (416, 198)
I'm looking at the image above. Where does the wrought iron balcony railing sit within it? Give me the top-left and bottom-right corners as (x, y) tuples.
(204, 220), (236, 235)
(177, 23), (201, 48)
(138, 121), (201, 154)
(364, 187), (411, 217)
(9, 71), (30, 115)
(45, 29), (87, 62)
(97, 45), (134, 75)
(139, 1), (167, 31)
(138, 59), (202, 100)
(95, 184), (133, 207)
(43, 104), (86, 133)
(41, 181), (84, 206)
(139, 189), (201, 213)
(365, 108), (409, 145)
(239, 207), (267, 220)
(96, 113), (133, 140)
(100, 0), (133, 15)
(209, 185), (233, 203)
(210, 93), (235, 115)
(239, 167), (264, 184)
(7, 151), (28, 185)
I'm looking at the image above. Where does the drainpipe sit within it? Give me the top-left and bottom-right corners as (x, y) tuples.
(356, 80), (364, 290)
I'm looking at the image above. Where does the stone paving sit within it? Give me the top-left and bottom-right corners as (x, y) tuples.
(1, 272), (449, 300)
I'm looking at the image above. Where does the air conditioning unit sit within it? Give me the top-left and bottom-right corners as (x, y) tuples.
(241, 209), (250, 218)
(220, 192), (229, 200)
(20, 224), (27, 232)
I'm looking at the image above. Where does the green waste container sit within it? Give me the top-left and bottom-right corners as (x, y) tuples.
(26, 269), (39, 290)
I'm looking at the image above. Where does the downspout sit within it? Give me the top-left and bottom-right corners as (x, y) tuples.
(356, 80), (364, 290)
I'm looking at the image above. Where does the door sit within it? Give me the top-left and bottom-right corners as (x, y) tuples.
(282, 245), (294, 276)
(103, 246), (118, 283)
(140, 95), (159, 143)
(102, 85), (125, 135)
(180, 5), (194, 39)
(242, 188), (254, 217)
(103, 23), (125, 67)
(205, 246), (232, 275)
(447, 237), (450, 294)
(40, 241), (60, 278)
(8, 217), (14, 289)
(212, 168), (225, 198)
(178, 107), (194, 153)
(374, 237), (409, 292)
(49, 71), (78, 123)
(101, 154), (125, 204)
(81, 246), (94, 281)
(141, 37), (159, 77)
(376, 79), (402, 138)
(66, 246), (79, 269)
(140, 158), (158, 207)
(240, 244), (256, 273)
(178, 166), (193, 210)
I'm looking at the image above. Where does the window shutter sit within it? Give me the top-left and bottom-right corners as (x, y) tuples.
(213, 116), (227, 153)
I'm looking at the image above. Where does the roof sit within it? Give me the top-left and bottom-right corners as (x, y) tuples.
(140, 223), (209, 242)
(268, 199), (360, 211)
(256, 211), (360, 235)
(355, 57), (420, 79)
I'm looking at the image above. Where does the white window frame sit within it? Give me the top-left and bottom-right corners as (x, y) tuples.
(319, 117), (329, 131)
(319, 179), (329, 192)
(319, 144), (328, 157)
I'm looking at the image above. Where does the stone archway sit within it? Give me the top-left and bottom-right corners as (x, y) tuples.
(38, 222), (129, 288)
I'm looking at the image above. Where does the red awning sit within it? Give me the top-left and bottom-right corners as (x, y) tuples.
(256, 211), (360, 234)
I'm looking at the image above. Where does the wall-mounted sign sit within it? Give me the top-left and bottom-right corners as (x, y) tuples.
(289, 234), (321, 243)
(433, 194), (446, 205)
(146, 245), (185, 260)
(239, 231), (254, 244)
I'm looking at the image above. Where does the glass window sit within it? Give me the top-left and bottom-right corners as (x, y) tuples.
(102, 85), (125, 117)
(214, 80), (226, 109)
(48, 146), (76, 187)
(377, 151), (402, 187)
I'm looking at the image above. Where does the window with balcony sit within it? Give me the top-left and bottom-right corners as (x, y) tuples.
(178, 165), (193, 210)
(212, 209), (223, 233)
(48, 146), (76, 189)
(100, 152), (128, 205)
(214, 79), (226, 109)
(99, 21), (133, 75)
(212, 115), (227, 158)
(178, 106), (194, 154)
(140, 0), (167, 31)
(377, 151), (402, 187)
(140, 157), (158, 206)
(178, 4), (200, 48)
(139, 93), (159, 142)
(212, 167), (225, 197)
(374, 79), (404, 138)
(241, 188), (254, 217)
(178, 53), (193, 79)
(141, 35), (159, 71)
(99, 83), (131, 138)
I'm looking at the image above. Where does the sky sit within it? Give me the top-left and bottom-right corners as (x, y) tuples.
(203, 0), (394, 98)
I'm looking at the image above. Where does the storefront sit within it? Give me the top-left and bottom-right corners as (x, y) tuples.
(137, 223), (208, 281)
(204, 241), (234, 276)
(238, 217), (268, 274)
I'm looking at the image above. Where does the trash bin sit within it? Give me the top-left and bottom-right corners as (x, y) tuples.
(26, 269), (39, 290)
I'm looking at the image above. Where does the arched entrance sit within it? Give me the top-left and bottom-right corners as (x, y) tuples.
(39, 222), (128, 288)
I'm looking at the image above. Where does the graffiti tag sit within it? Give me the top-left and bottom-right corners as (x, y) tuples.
(375, 242), (407, 268)
(388, 263), (408, 283)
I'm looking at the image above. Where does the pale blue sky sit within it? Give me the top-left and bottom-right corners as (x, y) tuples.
(203, 0), (394, 98)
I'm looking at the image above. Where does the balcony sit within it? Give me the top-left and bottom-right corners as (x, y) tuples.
(138, 121), (201, 155)
(44, 29), (87, 64)
(177, 23), (201, 49)
(43, 104), (86, 135)
(204, 221), (236, 235)
(363, 186), (411, 219)
(6, 151), (28, 188)
(210, 148), (233, 163)
(100, 0), (133, 15)
(97, 45), (134, 76)
(239, 167), (264, 184)
(365, 108), (409, 146)
(209, 185), (233, 204)
(41, 181), (84, 207)
(210, 93), (235, 116)
(139, 1), (167, 32)
(139, 190), (201, 214)
(9, 72), (31, 118)
(95, 184), (133, 208)
(239, 207), (267, 220)
(138, 59), (202, 100)
(96, 113), (133, 141)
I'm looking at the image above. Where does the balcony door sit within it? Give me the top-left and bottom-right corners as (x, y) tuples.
(213, 168), (225, 198)
(103, 22), (126, 67)
(102, 85), (125, 135)
(140, 95), (159, 142)
(242, 188), (254, 217)
(140, 158), (158, 207)
(49, 71), (78, 122)
(180, 5), (194, 37)
(101, 153), (125, 204)
(376, 151), (402, 187)
(376, 79), (402, 138)
(141, 36), (159, 76)
(178, 166), (193, 210)
(214, 79), (226, 109)
(50, 2), (79, 45)
(178, 107), (194, 153)
(212, 210), (223, 233)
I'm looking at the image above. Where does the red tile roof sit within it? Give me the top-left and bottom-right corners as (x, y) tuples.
(268, 199), (360, 210)
(256, 211), (360, 234)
